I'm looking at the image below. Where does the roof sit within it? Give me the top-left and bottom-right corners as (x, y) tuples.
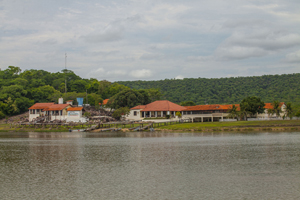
(141, 100), (186, 112)
(67, 107), (83, 111)
(264, 102), (284, 109)
(44, 104), (70, 111)
(131, 105), (147, 110)
(29, 103), (55, 110)
(184, 104), (240, 111)
(66, 100), (73, 102)
(99, 99), (109, 106)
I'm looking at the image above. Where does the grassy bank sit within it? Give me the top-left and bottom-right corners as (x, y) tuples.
(156, 120), (300, 132)
(0, 123), (86, 132)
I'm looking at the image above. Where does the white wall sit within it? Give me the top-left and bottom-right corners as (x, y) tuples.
(29, 114), (40, 122)
(126, 109), (143, 120)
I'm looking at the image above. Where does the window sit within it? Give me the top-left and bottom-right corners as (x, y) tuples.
(134, 111), (137, 116)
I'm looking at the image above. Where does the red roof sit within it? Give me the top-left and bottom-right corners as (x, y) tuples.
(66, 100), (73, 102)
(264, 102), (284, 109)
(44, 104), (70, 111)
(131, 105), (146, 110)
(184, 104), (240, 111)
(141, 100), (186, 112)
(67, 107), (83, 111)
(29, 103), (55, 110)
(99, 99), (109, 106)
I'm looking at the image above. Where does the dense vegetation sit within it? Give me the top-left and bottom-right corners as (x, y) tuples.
(0, 66), (129, 118)
(118, 74), (300, 105)
(1, 66), (300, 120)
(0, 66), (162, 119)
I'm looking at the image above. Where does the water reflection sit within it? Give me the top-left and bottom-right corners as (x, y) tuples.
(0, 132), (300, 199)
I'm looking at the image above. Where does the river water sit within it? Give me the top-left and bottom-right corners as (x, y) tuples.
(0, 131), (300, 200)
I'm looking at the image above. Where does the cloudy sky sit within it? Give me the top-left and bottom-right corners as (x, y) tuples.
(0, 0), (299, 81)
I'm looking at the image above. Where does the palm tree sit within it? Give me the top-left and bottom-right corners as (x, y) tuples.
(228, 105), (239, 120)
(239, 106), (251, 121)
(272, 100), (281, 118)
(267, 108), (274, 117)
(285, 102), (293, 120)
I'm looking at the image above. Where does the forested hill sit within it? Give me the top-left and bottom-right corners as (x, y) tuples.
(117, 74), (300, 104)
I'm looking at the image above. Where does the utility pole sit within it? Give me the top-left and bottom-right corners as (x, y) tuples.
(65, 53), (67, 94)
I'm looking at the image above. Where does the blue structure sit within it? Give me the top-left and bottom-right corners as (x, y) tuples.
(77, 97), (84, 106)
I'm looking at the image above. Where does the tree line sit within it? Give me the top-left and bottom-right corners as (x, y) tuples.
(117, 74), (300, 105)
(0, 66), (161, 119)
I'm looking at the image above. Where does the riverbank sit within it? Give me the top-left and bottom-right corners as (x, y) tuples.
(1, 120), (300, 132)
(155, 120), (300, 132)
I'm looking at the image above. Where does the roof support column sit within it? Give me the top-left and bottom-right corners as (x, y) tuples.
(161, 111), (163, 117)
(155, 111), (157, 118)
(211, 117), (213, 122)
(201, 117), (203, 122)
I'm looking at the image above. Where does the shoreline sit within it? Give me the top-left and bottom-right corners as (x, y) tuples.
(1, 120), (300, 133)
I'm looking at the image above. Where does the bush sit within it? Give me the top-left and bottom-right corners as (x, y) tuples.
(112, 107), (130, 120)
(0, 111), (5, 119)
(176, 111), (182, 118)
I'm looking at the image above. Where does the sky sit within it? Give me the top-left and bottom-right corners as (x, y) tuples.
(0, 0), (299, 81)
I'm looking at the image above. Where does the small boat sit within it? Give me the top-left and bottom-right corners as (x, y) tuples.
(69, 129), (86, 132)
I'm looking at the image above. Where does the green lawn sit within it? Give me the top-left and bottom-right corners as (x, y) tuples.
(157, 120), (300, 130)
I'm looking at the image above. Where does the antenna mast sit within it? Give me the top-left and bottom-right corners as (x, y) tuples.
(65, 53), (67, 94)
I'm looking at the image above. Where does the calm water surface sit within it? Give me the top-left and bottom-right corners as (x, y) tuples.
(0, 131), (300, 200)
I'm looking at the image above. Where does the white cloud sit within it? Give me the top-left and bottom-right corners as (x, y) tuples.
(130, 69), (152, 78)
(175, 75), (184, 79)
(0, 0), (299, 81)
(284, 50), (300, 63)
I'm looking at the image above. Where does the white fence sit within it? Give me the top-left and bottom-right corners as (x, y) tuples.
(220, 119), (237, 122)
(247, 117), (300, 121)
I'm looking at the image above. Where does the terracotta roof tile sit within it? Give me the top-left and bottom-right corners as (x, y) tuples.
(184, 104), (240, 111)
(99, 99), (109, 106)
(29, 103), (55, 110)
(44, 104), (70, 111)
(264, 102), (284, 109)
(141, 100), (186, 112)
(131, 105), (146, 110)
(67, 107), (83, 111)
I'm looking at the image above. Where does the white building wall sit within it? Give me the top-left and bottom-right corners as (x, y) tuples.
(126, 109), (143, 120)
(66, 111), (87, 122)
(29, 114), (40, 122)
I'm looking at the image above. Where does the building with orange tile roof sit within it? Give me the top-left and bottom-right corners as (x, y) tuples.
(257, 102), (286, 119)
(182, 104), (240, 122)
(28, 98), (87, 122)
(66, 107), (86, 122)
(29, 103), (55, 121)
(127, 100), (186, 120)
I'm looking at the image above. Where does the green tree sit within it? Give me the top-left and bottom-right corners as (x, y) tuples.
(31, 85), (58, 102)
(0, 111), (5, 119)
(267, 108), (274, 117)
(285, 102), (293, 119)
(240, 96), (265, 118)
(147, 88), (162, 102)
(0, 97), (19, 115)
(180, 101), (196, 106)
(15, 97), (34, 113)
(272, 100), (281, 117)
(112, 107), (130, 120)
(108, 89), (145, 109)
(227, 104), (239, 119)
(0, 85), (27, 100)
(70, 80), (87, 93)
